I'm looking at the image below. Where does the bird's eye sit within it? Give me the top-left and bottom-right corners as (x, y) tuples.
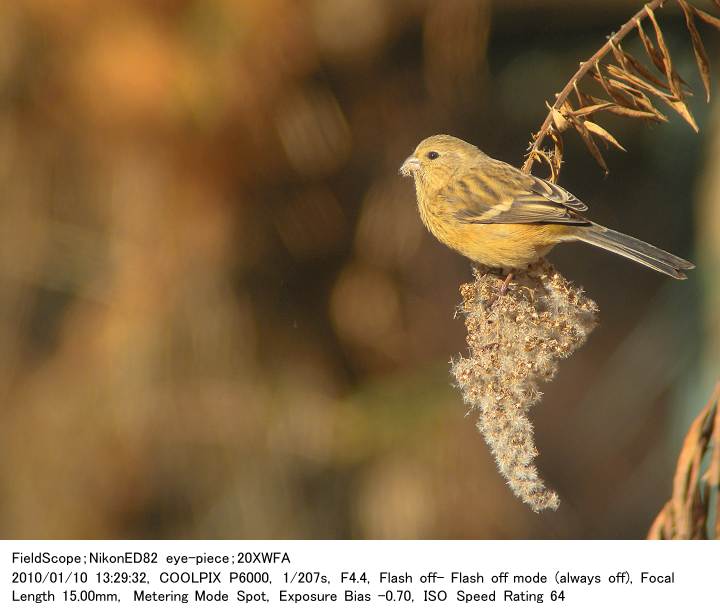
(427, 151), (440, 160)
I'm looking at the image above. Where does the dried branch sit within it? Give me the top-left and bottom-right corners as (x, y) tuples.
(648, 382), (720, 539)
(522, 0), (720, 179)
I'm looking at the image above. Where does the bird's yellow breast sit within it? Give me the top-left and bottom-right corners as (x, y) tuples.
(417, 193), (567, 269)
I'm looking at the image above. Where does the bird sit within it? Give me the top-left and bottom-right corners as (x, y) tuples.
(400, 134), (694, 288)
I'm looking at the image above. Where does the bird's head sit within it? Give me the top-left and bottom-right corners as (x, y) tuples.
(400, 134), (483, 190)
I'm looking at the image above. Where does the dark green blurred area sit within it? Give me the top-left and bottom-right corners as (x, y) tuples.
(0, 0), (718, 539)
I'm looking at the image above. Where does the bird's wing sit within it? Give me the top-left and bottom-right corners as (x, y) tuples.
(444, 158), (589, 225)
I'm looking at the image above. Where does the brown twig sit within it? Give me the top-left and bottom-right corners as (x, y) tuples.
(523, 0), (666, 174)
(522, 0), (720, 178)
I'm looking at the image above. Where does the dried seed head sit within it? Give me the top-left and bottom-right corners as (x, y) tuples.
(451, 260), (598, 512)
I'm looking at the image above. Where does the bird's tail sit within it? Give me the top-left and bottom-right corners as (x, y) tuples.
(572, 223), (694, 280)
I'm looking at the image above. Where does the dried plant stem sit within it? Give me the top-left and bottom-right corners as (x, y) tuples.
(648, 382), (720, 539)
(522, 0), (666, 175)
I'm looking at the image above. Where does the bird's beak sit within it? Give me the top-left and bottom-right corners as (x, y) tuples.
(400, 156), (420, 177)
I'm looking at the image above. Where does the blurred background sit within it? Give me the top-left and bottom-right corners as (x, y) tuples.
(0, 0), (718, 539)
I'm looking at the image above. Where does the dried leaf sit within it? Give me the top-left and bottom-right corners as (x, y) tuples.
(609, 40), (628, 70)
(636, 18), (666, 74)
(695, 7), (720, 30)
(584, 121), (626, 151)
(645, 5), (683, 100)
(666, 99), (699, 132)
(623, 89), (669, 122)
(550, 107), (569, 132)
(586, 95), (612, 106)
(591, 64), (635, 108)
(602, 103), (665, 122)
(569, 116), (607, 173)
(601, 77), (667, 121)
(621, 48), (672, 90)
(573, 83), (594, 110)
(679, 1), (711, 103)
(572, 102), (614, 117)
(607, 64), (675, 101)
(607, 75), (661, 101)
(604, 78), (650, 103)
(611, 74), (692, 129)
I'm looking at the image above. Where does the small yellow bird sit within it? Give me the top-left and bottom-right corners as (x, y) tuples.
(400, 134), (694, 282)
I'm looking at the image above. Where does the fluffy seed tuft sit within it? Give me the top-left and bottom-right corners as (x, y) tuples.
(451, 260), (598, 512)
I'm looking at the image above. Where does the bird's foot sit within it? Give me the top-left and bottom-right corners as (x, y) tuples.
(499, 272), (514, 296)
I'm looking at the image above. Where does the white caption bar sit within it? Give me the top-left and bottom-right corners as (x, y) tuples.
(0, 540), (714, 614)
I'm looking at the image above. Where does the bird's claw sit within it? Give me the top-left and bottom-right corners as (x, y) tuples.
(499, 272), (514, 296)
